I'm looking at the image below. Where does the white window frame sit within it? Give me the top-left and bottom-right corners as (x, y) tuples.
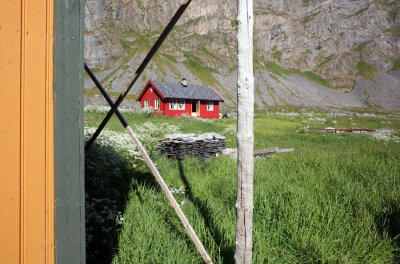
(178, 100), (185, 110)
(144, 99), (149, 108)
(169, 99), (177, 110)
(207, 101), (214, 111)
(154, 98), (160, 110)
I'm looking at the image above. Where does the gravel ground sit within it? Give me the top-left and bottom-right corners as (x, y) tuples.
(85, 95), (141, 110)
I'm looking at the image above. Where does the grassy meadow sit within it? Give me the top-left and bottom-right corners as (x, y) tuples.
(84, 106), (400, 263)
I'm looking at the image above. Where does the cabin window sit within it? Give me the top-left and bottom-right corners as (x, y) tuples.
(178, 100), (185, 110)
(170, 100), (177, 110)
(154, 99), (160, 110)
(144, 99), (149, 108)
(150, 87), (153, 92)
(207, 101), (214, 111)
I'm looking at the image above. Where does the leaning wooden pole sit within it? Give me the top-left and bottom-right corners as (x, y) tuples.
(235, 0), (254, 263)
(125, 127), (213, 264)
(84, 63), (213, 264)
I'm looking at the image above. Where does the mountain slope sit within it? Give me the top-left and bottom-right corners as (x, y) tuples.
(84, 0), (400, 110)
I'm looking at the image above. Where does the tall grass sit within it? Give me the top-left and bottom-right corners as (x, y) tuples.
(84, 109), (400, 263)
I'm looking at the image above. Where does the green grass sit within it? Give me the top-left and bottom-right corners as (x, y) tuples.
(182, 51), (220, 87)
(356, 59), (378, 80)
(84, 111), (400, 263)
(345, 7), (369, 18)
(391, 59), (400, 71)
(389, 8), (399, 22)
(317, 54), (335, 68)
(353, 41), (370, 52)
(271, 45), (282, 62)
(84, 88), (137, 100)
(162, 53), (178, 63)
(302, 11), (320, 24)
(265, 60), (335, 89)
(385, 27), (400, 38)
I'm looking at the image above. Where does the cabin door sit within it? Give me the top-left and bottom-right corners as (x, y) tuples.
(191, 100), (200, 117)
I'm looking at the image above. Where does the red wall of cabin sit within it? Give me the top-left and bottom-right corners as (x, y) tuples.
(199, 101), (219, 119)
(139, 83), (220, 119)
(164, 99), (192, 117)
(140, 84), (165, 114)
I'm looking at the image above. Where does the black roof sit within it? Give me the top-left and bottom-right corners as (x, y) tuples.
(152, 81), (223, 102)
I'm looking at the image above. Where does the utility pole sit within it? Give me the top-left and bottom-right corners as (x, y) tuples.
(235, 0), (254, 263)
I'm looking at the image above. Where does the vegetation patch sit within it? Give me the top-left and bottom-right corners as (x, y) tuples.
(385, 27), (400, 38)
(391, 58), (400, 71)
(228, 65), (238, 74)
(317, 54), (335, 68)
(265, 60), (291, 77)
(271, 45), (282, 62)
(84, 87), (101, 96)
(182, 51), (219, 87)
(265, 60), (335, 89)
(345, 7), (369, 18)
(120, 39), (135, 54)
(389, 7), (399, 22)
(302, 11), (320, 24)
(162, 53), (178, 63)
(84, 110), (400, 263)
(353, 41), (370, 52)
(356, 59), (378, 80)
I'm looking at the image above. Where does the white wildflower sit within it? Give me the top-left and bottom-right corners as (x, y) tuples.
(223, 125), (237, 136)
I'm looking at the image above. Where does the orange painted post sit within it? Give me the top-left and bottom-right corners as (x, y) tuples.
(0, 0), (54, 263)
(0, 0), (22, 262)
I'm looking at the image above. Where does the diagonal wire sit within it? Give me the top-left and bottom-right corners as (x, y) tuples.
(84, 62), (128, 128)
(85, 0), (193, 152)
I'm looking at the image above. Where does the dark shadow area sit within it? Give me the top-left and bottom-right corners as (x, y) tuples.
(177, 161), (235, 263)
(85, 142), (155, 264)
(375, 203), (400, 262)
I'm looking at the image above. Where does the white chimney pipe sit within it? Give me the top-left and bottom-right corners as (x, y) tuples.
(181, 78), (187, 87)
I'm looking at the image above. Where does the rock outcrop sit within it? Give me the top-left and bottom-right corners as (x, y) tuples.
(84, 0), (400, 110)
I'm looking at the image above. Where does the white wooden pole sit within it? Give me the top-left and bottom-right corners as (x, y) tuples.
(125, 126), (213, 264)
(235, 0), (254, 263)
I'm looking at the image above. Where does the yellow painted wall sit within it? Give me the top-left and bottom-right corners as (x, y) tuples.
(0, 0), (54, 263)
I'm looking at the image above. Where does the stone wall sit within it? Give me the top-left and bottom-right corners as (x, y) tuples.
(159, 133), (227, 160)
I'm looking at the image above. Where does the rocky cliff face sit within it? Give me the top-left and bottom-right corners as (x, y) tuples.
(84, 0), (400, 110)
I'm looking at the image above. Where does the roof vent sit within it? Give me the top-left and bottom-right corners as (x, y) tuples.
(181, 78), (187, 87)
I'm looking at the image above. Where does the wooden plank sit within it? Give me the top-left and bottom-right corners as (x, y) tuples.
(0, 0), (55, 263)
(253, 148), (278, 155)
(0, 0), (22, 262)
(54, 0), (85, 263)
(23, 0), (54, 262)
(276, 148), (294, 153)
(253, 148), (294, 156)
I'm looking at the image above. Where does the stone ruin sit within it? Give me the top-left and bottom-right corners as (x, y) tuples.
(159, 132), (227, 161)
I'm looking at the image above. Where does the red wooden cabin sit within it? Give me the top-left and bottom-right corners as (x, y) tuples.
(137, 80), (224, 119)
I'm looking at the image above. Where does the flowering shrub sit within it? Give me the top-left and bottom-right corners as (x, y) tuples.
(138, 106), (154, 117)
(84, 121), (181, 262)
(180, 113), (190, 121)
(85, 127), (143, 167)
(223, 125), (237, 136)
(84, 105), (110, 114)
(369, 134), (400, 143)
(302, 117), (327, 125)
(275, 112), (300, 117)
(84, 104), (153, 116)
